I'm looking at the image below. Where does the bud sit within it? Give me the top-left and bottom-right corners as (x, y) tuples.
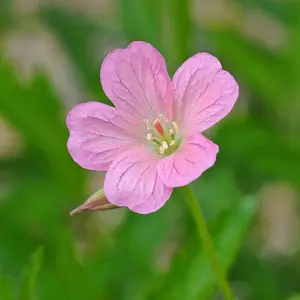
(70, 188), (118, 215)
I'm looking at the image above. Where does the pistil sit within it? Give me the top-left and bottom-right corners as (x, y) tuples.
(154, 119), (165, 136)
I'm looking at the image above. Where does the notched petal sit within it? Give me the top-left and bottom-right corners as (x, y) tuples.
(67, 102), (142, 171)
(173, 53), (238, 131)
(100, 41), (173, 120)
(157, 132), (219, 187)
(104, 148), (173, 214)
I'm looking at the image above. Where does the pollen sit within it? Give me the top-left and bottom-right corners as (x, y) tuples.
(146, 133), (152, 141)
(162, 141), (168, 149)
(159, 146), (165, 154)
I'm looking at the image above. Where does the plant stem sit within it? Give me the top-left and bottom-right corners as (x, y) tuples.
(183, 185), (234, 300)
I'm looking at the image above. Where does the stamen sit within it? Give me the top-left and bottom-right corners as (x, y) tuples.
(168, 128), (175, 140)
(154, 119), (165, 136)
(152, 137), (161, 145)
(159, 146), (165, 154)
(146, 133), (152, 141)
(172, 122), (178, 134)
(162, 141), (168, 150)
(169, 140), (176, 146)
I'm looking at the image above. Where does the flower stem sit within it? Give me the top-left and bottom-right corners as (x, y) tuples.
(183, 185), (234, 300)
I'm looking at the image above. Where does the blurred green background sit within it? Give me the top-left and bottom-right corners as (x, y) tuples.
(0, 0), (299, 299)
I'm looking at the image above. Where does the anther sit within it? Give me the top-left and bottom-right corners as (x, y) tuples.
(169, 140), (176, 146)
(146, 133), (152, 141)
(159, 146), (165, 154)
(154, 119), (165, 136)
(162, 141), (168, 150)
(172, 122), (178, 134)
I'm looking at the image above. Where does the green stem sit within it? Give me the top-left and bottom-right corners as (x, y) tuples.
(183, 185), (234, 300)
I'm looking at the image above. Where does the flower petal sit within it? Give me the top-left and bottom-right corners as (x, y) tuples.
(100, 41), (173, 120)
(67, 102), (143, 171)
(173, 53), (238, 132)
(157, 132), (218, 187)
(104, 148), (173, 214)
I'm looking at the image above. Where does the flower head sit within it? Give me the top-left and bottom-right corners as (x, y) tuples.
(67, 42), (239, 214)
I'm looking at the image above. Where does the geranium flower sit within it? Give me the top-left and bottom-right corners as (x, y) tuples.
(67, 41), (238, 214)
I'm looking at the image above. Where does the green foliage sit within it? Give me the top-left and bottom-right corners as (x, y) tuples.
(203, 28), (285, 110)
(118, 0), (162, 48)
(151, 196), (258, 300)
(0, 273), (14, 300)
(18, 247), (43, 300)
(0, 247), (43, 300)
(41, 7), (108, 101)
(0, 60), (85, 195)
(288, 296), (300, 300)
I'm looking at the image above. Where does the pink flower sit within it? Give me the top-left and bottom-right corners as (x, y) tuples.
(67, 41), (239, 214)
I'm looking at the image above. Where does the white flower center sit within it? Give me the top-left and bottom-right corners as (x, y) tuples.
(145, 115), (180, 155)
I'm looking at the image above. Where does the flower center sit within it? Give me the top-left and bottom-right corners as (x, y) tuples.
(146, 115), (180, 155)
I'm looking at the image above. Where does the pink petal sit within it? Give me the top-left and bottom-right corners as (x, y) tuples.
(67, 102), (144, 171)
(100, 41), (173, 121)
(173, 53), (239, 132)
(157, 132), (219, 187)
(104, 148), (172, 214)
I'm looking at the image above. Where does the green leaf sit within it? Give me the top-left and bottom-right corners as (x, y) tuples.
(190, 168), (241, 222)
(0, 59), (85, 196)
(288, 296), (300, 300)
(203, 28), (286, 111)
(162, 0), (193, 72)
(41, 7), (107, 100)
(231, 249), (282, 300)
(0, 273), (14, 300)
(216, 116), (300, 189)
(118, 0), (162, 48)
(0, 0), (12, 32)
(84, 198), (181, 300)
(18, 247), (43, 300)
(284, 2), (300, 142)
(233, 0), (293, 25)
(152, 196), (258, 300)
